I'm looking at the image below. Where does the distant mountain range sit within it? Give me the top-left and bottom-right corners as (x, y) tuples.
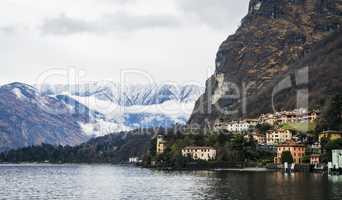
(0, 82), (204, 152)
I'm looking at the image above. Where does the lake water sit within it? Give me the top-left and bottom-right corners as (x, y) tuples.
(0, 164), (341, 200)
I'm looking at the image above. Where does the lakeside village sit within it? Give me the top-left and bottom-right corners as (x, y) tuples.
(134, 108), (342, 174)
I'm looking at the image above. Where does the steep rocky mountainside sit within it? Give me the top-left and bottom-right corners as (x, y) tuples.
(189, 0), (342, 126)
(246, 30), (342, 116)
(0, 83), (90, 152)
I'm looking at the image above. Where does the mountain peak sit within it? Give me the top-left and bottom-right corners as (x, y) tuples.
(0, 82), (39, 98)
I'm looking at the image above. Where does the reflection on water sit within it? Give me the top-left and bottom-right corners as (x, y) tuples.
(0, 164), (340, 200)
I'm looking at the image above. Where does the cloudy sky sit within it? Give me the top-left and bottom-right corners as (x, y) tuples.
(0, 0), (249, 86)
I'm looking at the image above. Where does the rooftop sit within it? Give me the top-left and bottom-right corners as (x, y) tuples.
(277, 140), (305, 147)
(320, 130), (342, 134)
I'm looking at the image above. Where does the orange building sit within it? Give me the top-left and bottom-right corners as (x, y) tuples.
(274, 140), (306, 164)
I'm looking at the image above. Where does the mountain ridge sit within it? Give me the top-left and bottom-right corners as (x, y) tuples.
(0, 82), (203, 151)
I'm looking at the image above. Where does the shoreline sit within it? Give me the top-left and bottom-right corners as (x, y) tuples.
(0, 162), (329, 174)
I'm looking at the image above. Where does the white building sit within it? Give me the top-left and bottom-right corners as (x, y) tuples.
(226, 120), (256, 132)
(214, 119), (257, 133)
(332, 150), (342, 169)
(129, 157), (139, 163)
(182, 146), (216, 161)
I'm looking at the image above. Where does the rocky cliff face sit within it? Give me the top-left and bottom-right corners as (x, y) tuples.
(189, 0), (342, 127)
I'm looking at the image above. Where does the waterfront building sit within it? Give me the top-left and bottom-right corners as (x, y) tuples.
(156, 135), (166, 155)
(274, 140), (305, 164)
(332, 149), (342, 169)
(129, 157), (139, 163)
(266, 128), (292, 145)
(181, 146), (216, 161)
(319, 131), (342, 142)
(310, 154), (320, 165)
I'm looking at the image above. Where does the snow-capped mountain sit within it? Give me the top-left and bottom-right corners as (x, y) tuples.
(0, 81), (203, 151)
(38, 82), (203, 106)
(37, 82), (204, 136)
(0, 82), (90, 152)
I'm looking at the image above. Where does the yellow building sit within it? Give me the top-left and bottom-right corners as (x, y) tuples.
(319, 131), (342, 142)
(266, 128), (292, 145)
(274, 140), (306, 164)
(156, 135), (166, 155)
(181, 146), (216, 161)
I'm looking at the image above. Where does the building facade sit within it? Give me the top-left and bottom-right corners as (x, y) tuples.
(332, 149), (342, 169)
(310, 154), (320, 165)
(214, 119), (257, 133)
(181, 146), (216, 161)
(259, 114), (277, 125)
(156, 135), (166, 155)
(245, 132), (266, 145)
(259, 110), (319, 126)
(319, 131), (342, 143)
(266, 128), (292, 145)
(274, 140), (305, 164)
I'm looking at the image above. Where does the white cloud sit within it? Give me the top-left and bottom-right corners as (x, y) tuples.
(0, 26), (15, 34)
(0, 0), (250, 85)
(41, 12), (180, 35)
(176, 0), (250, 30)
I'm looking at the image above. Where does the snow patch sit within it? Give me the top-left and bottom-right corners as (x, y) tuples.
(11, 88), (25, 99)
(254, 2), (262, 11)
(80, 120), (131, 137)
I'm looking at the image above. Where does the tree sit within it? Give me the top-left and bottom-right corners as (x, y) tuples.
(322, 138), (342, 162)
(316, 94), (342, 132)
(281, 151), (293, 164)
(256, 123), (273, 134)
(301, 155), (310, 164)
